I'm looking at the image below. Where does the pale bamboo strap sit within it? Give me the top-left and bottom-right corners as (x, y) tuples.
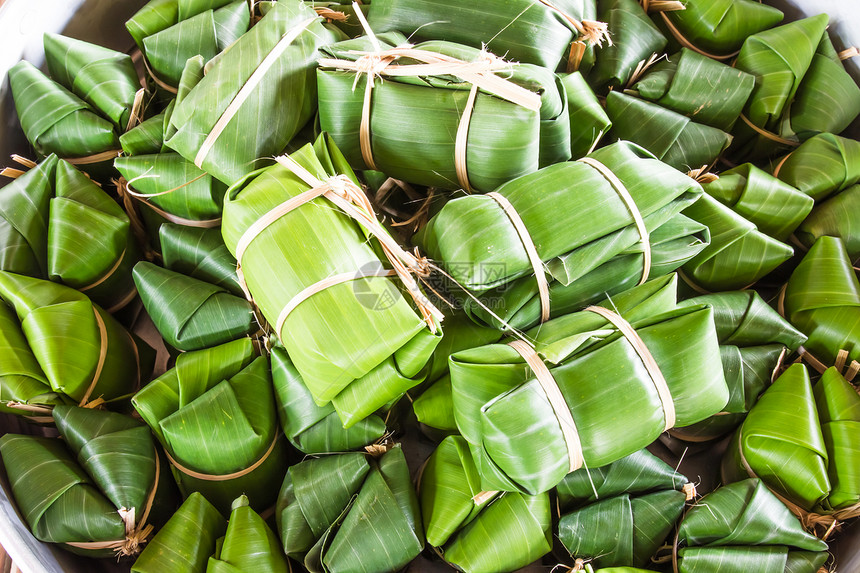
(739, 114), (800, 147)
(626, 53), (666, 89)
(235, 153), (443, 334)
(585, 305), (675, 430)
(104, 286), (140, 315)
(194, 17), (318, 169)
(508, 339), (584, 473)
(455, 84), (479, 192)
(275, 267), (397, 338)
(578, 157), (651, 285)
(314, 6), (348, 21)
(1, 155), (37, 178)
(165, 433), (280, 481)
(66, 149), (123, 166)
(141, 53), (179, 94)
(120, 178), (222, 228)
(535, 0), (611, 47)
(487, 192), (550, 323)
(566, 41), (587, 73)
(79, 249), (127, 292)
(65, 450), (160, 556)
(686, 165), (719, 185)
(839, 47), (860, 61)
(125, 171), (208, 198)
(640, 0), (685, 12)
(771, 152), (793, 179)
(78, 308), (109, 408)
(125, 88), (147, 133)
(658, 12), (740, 60)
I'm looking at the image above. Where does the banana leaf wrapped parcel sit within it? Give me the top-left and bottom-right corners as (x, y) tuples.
(159, 224), (244, 297)
(772, 133), (860, 201)
(133, 338), (289, 513)
(0, 272), (153, 407)
(796, 184), (860, 262)
(781, 236), (860, 367)
(701, 163), (813, 242)
(221, 135), (443, 428)
(208, 495), (288, 573)
(0, 406), (178, 557)
(0, 154), (140, 311)
(416, 141), (703, 329)
(132, 492), (227, 573)
(419, 436), (552, 573)
(630, 48), (755, 131)
(654, 0), (783, 58)
(8, 61), (120, 165)
(132, 261), (256, 352)
(675, 478), (828, 573)
(731, 15), (829, 159)
(277, 446), (424, 573)
(164, 0), (338, 184)
(605, 92), (732, 172)
(584, 0), (667, 91)
(366, 0), (603, 71)
(271, 346), (387, 454)
(557, 449), (691, 569)
(130, 0), (250, 88)
(560, 72), (612, 158)
(43, 34), (141, 130)
(723, 364), (860, 521)
(448, 275), (729, 494)
(318, 34), (560, 192)
(680, 194), (793, 293)
(671, 290), (806, 442)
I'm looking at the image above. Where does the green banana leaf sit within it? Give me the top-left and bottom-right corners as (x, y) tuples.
(556, 448), (689, 511)
(159, 224), (244, 297)
(43, 34), (141, 130)
(0, 301), (70, 416)
(448, 275), (728, 494)
(271, 346), (387, 454)
(796, 184), (860, 262)
(132, 338), (288, 514)
(366, 0), (598, 71)
(416, 142), (702, 309)
(419, 436), (551, 573)
(630, 48), (756, 131)
(317, 34), (562, 191)
(120, 110), (167, 156)
(277, 446), (424, 573)
(463, 212), (709, 331)
(0, 272), (153, 405)
(783, 236), (860, 366)
(0, 154), (140, 311)
(207, 495), (288, 573)
(702, 163), (813, 242)
(8, 61), (120, 161)
(771, 132), (860, 202)
(132, 492), (227, 573)
(142, 2), (250, 87)
(585, 0), (667, 91)
(557, 450), (688, 568)
(676, 479), (828, 573)
(165, 0), (336, 185)
(814, 367), (860, 511)
(731, 15), (828, 158)
(655, 0), (783, 56)
(126, 0), (238, 48)
(606, 91), (732, 172)
(672, 290), (806, 442)
(0, 406), (175, 557)
(789, 33), (860, 141)
(221, 135), (441, 428)
(560, 72), (611, 158)
(680, 193), (794, 292)
(722, 364), (830, 512)
(114, 153), (227, 224)
(132, 261), (256, 351)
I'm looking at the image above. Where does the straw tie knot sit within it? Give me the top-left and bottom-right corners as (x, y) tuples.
(580, 20), (612, 47)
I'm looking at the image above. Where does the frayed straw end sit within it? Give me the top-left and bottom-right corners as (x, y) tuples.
(839, 47), (859, 61)
(581, 20), (612, 47)
(683, 482), (697, 501)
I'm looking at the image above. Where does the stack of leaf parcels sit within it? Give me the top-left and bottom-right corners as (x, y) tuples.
(0, 0), (858, 571)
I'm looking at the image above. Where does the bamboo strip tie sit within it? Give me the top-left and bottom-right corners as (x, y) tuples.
(487, 192), (551, 324)
(165, 433), (280, 482)
(77, 307), (109, 409)
(194, 16), (319, 169)
(579, 157), (651, 286)
(640, 0), (685, 12)
(657, 11), (740, 61)
(739, 114), (801, 147)
(116, 177), (222, 229)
